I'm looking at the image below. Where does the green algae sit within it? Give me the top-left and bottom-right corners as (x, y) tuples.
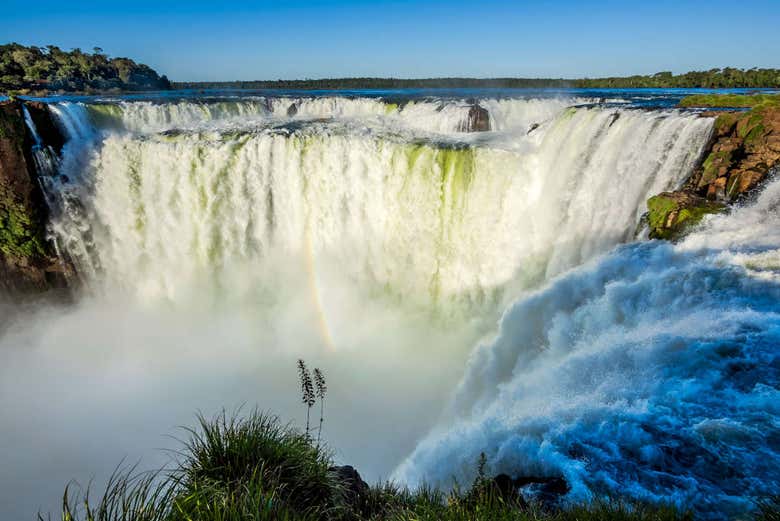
(647, 194), (725, 240)
(679, 93), (780, 109)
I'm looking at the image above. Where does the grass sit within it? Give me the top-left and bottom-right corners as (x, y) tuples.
(44, 409), (780, 521)
(678, 93), (780, 109)
(176, 411), (338, 517)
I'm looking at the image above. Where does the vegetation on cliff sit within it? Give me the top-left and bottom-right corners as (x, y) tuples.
(646, 93), (780, 240)
(646, 192), (725, 241)
(52, 409), (694, 521)
(679, 93), (780, 109)
(51, 407), (780, 521)
(0, 100), (70, 292)
(0, 43), (171, 94)
(48, 362), (778, 521)
(0, 102), (47, 256)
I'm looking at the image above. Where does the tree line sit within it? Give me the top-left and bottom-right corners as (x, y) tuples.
(2, 42), (778, 94)
(0, 43), (171, 94)
(176, 68), (780, 91)
(575, 68), (780, 89)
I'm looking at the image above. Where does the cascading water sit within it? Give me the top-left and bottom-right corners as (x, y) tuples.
(46, 97), (712, 315)
(393, 171), (780, 519)
(10, 92), (775, 520)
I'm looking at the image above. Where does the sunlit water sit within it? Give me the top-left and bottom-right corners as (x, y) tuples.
(1, 89), (776, 519)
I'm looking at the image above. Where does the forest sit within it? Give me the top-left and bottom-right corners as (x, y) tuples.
(175, 68), (780, 91)
(0, 43), (171, 93)
(2, 42), (779, 94)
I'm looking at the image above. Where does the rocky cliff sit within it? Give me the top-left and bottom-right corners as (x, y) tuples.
(0, 100), (71, 295)
(647, 98), (780, 239)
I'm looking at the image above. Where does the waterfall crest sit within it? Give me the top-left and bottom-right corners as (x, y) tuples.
(45, 99), (712, 312)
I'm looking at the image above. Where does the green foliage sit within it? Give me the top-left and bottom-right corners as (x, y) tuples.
(173, 68), (780, 91)
(577, 67), (780, 89)
(0, 43), (171, 94)
(179, 410), (338, 517)
(699, 149), (733, 186)
(0, 197), (47, 258)
(679, 93), (780, 108)
(714, 112), (740, 134)
(0, 104), (48, 259)
(48, 409), (777, 520)
(354, 484), (691, 521)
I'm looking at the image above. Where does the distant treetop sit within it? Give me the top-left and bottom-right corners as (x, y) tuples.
(3, 43), (778, 94)
(174, 68), (780, 91)
(0, 43), (171, 94)
(575, 68), (780, 89)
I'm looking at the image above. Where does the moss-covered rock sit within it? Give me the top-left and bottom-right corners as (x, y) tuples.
(681, 100), (780, 204)
(679, 93), (780, 109)
(647, 192), (725, 240)
(0, 100), (71, 293)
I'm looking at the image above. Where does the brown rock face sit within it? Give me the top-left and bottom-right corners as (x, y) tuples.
(687, 107), (780, 202)
(459, 102), (491, 132)
(0, 100), (71, 295)
(647, 105), (780, 241)
(25, 101), (66, 152)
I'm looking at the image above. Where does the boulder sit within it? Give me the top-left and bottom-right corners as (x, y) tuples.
(647, 105), (780, 241)
(647, 191), (725, 241)
(287, 102), (298, 117)
(459, 101), (491, 132)
(329, 465), (368, 504)
(689, 106), (780, 202)
(514, 475), (569, 503)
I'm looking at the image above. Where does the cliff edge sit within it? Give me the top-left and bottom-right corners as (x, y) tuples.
(0, 100), (70, 294)
(647, 95), (780, 240)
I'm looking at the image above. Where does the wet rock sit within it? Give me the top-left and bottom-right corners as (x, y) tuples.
(492, 474), (529, 507)
(688, 107), (780, 202)
(513, 475), (569, 509)
(0, 100), (72, 294)
(459, 102), (491, 132)
(329, 465), (368, 504)
(647, 191), (725, 240)
(287, 102), (298, 117)
(527, 122), (540, 135)
(24, 101), (66, 152)
(646, 105), (780, 241)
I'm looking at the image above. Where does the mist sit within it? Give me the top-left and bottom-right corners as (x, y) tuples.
(0, 257), (484, 519)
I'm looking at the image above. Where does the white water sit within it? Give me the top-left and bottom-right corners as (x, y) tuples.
(46, 100), (711, 314)
(76, 96), (594, 135)
(11, 95), (774, 520)
(394, 176), (780, 518)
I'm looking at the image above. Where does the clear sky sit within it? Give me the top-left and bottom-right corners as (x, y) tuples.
(2, 0), (779, 82)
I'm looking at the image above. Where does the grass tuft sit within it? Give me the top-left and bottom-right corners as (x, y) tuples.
(177, 409), (338, 517)
(45, 407), (778, 521)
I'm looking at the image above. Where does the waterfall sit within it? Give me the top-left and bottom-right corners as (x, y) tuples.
(55, 96), (598, 135)
(21, 105), (59, 179)
(46, 99), (712, 312)
(9, 94), (778, 520)
(393, 166), (780, 519)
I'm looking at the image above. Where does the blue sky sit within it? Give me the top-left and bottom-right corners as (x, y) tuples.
(2, 0), (778, 82)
